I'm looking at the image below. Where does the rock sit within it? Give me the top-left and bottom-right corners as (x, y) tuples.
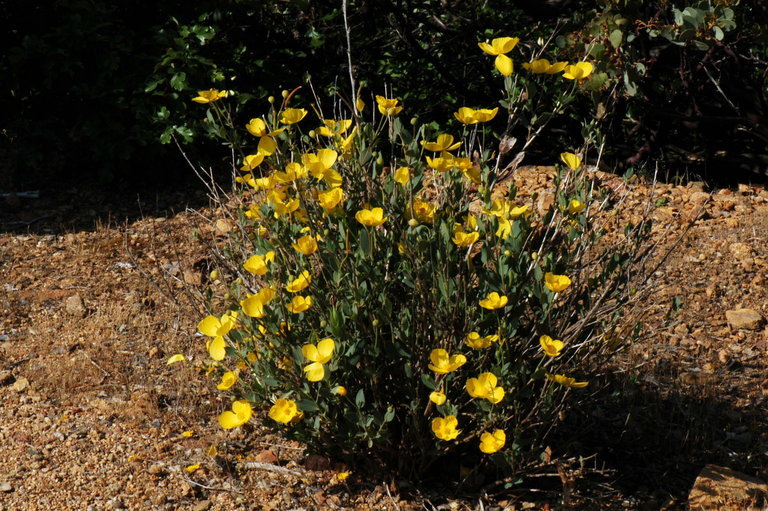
(688, 464), (768, 510)
(254, 449), (278, 464)
(183, 269), (202, 286)
(0, 481), (12, 492)
(11, 377), (29, 393)
(147, 463), (164, 476)
(65, 294), (86, 317)
(689, 191), (711, 205)
(192, 500), (211, 511)
(726, 309), (764, 331)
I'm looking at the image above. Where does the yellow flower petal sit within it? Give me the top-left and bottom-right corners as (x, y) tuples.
(479, 429), (506, 454)
(560, 152), (582, 170)
(166, 354), (186, 365)
(495, 54), (514, 76)
(208, 336), (226, 361)
(303, 361), (325, 382)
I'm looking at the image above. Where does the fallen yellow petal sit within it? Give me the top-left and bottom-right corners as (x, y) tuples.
(166, 354), (186, 365)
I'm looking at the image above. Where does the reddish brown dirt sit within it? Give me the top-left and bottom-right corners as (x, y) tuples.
(1, 174), (767, 510)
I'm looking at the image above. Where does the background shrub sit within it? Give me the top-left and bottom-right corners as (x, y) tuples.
(3, 0), (766, 190)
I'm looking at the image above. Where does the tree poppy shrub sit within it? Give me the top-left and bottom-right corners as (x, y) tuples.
(183, 39), (652, 480)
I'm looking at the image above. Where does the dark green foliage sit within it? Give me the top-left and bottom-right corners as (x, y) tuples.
(3, 0), (767, 189)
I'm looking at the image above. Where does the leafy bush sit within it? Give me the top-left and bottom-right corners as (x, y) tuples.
(175, 33), (651, 481)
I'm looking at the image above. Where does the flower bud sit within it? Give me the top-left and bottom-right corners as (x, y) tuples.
(408, 218), (419, 227)
(320, 320), (328, 328)
(372, 319), (380, 327)
(531, 252), (539, 260)
(281, 89), (289, 98)
(376, 155), (384, 166)
(308, 130), (316, 138)
(503, 250), (511, 257)
(267, 96), (275, 104)
(410, 117), (418, 126)
(209, 269), (220, 280)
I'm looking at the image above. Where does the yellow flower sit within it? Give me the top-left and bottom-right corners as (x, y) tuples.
(333, 385), (348, 396)
(216, 371), (238, 390)
(302, 337), (335, 382)
(274, 162), (307, 183)
(421, 134), (461, 152)
(479, 292), (508, 310)
(317, 187), (344, 210)
(243, 251), (275, 275)
(452, 230), (480, 248)
(293, 235), (319, 255)
(454, 107), (499, 124)
(287, 295), (312, 314)
(182, 430), (195, 438)
(340, 126), (357, 155)
(192, 89), (229, 104)
(245, 118), (284, 137)
(355, 207), (387, 227)
(393, 166), (410, 185)
(272, 196), (301, 217)
(431, 415), (460, 441)
(375, 95), (403, 116)
(544, 272), (571, 293)
(567, 199), (586, 214)
(269, 398), (299, 423)
(522, 59), (552, 74)
(478, 37), (519, 56)
(426, 153), (455, 172)
(240, 153), (265, 172)
(562, 61), (594, 80)
(198, 312), (238, 361)
(539, 335), (564, 357)
(479, 429), (506, 454)
(465, 332), (499, 349)
(522, 59), (569, 75)
(495, 217), (511, 240)
(560, 152), (582, 170)
(302, 149), (338, 179)
(218, 400), (253, 429)
(166, 353), (186, 365)
(546, 373), (589, 388)
(279, 108), (308, 124)
(286, 270), (311, 293)
(240, 287), (276, 318)
(317, 119), (352, 137)
(356, 97), (366, 113)
(510, 204), (529, 218)
(408, 198), (437, 224)
(466, 372), (505, 403)
(337, 471), (351, 482)
(428, 348), (467, 374)
(461, 165), (482, 184)
(429, 391), (447, 405)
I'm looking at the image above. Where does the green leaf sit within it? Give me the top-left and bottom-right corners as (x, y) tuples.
(713, 26), (724, 41)
(609, 29), (623, 49)
(170, 72), (187, 91)
(297, 399), (320, 412)
(355, 389), (365, 408)
(420, 373), (436, 390)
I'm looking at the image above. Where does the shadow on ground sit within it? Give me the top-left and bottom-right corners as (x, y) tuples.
(0, 177), (212, 234)
(545, 371), (768, 509)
